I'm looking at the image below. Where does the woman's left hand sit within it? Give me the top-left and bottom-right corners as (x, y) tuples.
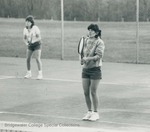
(82, 57), (90, 63)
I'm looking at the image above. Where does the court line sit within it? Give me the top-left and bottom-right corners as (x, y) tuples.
(0, 76), (16, 80)
(44, 77), (81, 83)
(43, 77), (150, 87)
(0, 121), (134, 132)
(0, 111), (150, 129)
(0, 75), (150, 87)
(100, 108), (150, 114)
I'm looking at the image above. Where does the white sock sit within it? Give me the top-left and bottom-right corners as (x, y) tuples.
(28, 70), (31, 74)
(38, 71), (42, 74)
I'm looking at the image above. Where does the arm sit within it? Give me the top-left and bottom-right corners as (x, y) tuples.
(23, 34), (29, 46)
(35, 26), (41, 42)
(23, 28), (29, 46)
(83, 40), (105, 63)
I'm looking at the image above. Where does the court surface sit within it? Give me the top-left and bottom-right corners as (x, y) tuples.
(0, 57), (150, 132)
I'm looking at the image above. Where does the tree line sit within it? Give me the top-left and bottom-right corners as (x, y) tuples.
(0, 0), (150, 21)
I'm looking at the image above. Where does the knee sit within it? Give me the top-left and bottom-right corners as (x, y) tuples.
(27, 58), (31, 63)
(91, 90), (97, 97)
(84, 91), (90, 97)
(36, 58), (40, 62)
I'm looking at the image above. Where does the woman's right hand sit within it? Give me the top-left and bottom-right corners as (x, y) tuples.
(81, 59), (84, 65)
(25, 42), (29, 46)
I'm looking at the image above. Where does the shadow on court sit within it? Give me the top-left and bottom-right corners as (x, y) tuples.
(0, 57), (150, 132)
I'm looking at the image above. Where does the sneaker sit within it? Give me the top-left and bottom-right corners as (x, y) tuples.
(82, 111), (93, 120)
(37, 74), (43, 80)
(88, 112), (99, 121)
(24, 71), (32, 79)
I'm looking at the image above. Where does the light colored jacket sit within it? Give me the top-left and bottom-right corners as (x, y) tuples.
(83, 37), (105, 68)
(23, 25), (41, 44)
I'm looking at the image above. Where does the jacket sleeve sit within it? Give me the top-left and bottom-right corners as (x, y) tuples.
(93, 40), (105, 61)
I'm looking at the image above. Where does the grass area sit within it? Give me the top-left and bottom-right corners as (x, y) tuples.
(0, 18), (150, 63)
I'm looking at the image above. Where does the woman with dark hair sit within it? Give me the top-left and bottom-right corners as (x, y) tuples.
(81, 24), (105, 121)
(23, 15), (43, 79)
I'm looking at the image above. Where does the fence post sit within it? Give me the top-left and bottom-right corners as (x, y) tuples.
(136, 0), (139, 64)
(61, 0), (64, 60)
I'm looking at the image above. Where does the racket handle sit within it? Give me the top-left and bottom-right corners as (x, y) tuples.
(81, 57), (84, 65)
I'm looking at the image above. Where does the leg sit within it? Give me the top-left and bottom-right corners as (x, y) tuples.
(90, 79), (100, 112)
(34, 49), (42, 71)
(24, 49), (33, 78)
(34, 49), (43, 79)
(26, 49), (33, 71)
(82, 78), (92, 111)
(88, 79), (100, 121)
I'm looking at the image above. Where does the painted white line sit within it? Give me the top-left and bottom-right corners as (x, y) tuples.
(98, 120), (150, 128)
(44, 78), (150, 87)
(43, 77), (81, 83)
(0, 111), (150, 129)
(0, 121), (133, 132)
(101, 108), (150, 114)
(0, 76), (15, 80)
(0, 75), (150, 87)
(0, 111), (80, 120)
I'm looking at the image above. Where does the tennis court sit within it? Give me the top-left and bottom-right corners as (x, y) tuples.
(0, 57), (150, 132)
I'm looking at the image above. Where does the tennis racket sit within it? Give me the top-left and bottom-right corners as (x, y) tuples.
(78, 37), (85, 65)
(78, 37), (85, 58)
